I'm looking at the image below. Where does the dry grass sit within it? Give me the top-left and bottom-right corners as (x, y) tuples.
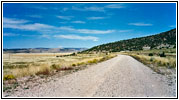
(8, 53), (73, 57)
(7, 64), (51, 77)
(130, 54), (176, 68)
(129, 53), (176, 75)
(119, 48), (176, 70)
(3, 53), (117, 79)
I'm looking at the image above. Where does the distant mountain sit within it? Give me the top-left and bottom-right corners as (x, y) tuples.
(82, 28), (176, 53)
(3, 48), (87, 53)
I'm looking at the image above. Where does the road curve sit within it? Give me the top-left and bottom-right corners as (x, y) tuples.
(7, 55), (175, 97)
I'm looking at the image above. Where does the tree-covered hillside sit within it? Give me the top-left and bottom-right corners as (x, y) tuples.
(82, 28), (176, 53)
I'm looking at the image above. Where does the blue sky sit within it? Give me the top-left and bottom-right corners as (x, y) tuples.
(3, 3), (176, 49)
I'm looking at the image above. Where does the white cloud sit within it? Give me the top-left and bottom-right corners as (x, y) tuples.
(87, 17), (105, 20)
(72, 6), (105, 12)
(105, 4), (125, 9)
(4, 17), (116, 38)
(4, 19), (114, 34)
(71, 21), (85, 24)
(71, 6), (83, 11)
(77, 29), (115, 34)
(31, 6), (48, 10)
(58, 45), (63, 49)
(128, 23), (153, 26)
(3, 18), (57, 33)
(118, 30), (132, 32)
(62, 8), (69, 11)
(30, 6), (62, 11)
(84, 6), (105, 12)
(3, 33), (19, 36)
(71, 4), (126, 12)
(3, 17), (29, 24)
(169, 25), (176, 28)
(3, 18), (58, 34)
(4, 23), (56, 32)
(41, 34), (50, 38)
(58, 26), (115, 34)
(28, 15), (42, 18)
(59, 22), (68, 24)
(57, 16), (74, 20)
(54, 34), (98, 41)
(3, 33), (46, 38)
(21, 34), (39, 37)
(59, 26), (75, 31)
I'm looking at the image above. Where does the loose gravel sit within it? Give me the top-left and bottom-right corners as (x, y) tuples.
(4, 55), (176, 97)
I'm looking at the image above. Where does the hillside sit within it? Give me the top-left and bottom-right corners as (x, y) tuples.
(82, 28), (176, 53)
(3, 48), (87, 53)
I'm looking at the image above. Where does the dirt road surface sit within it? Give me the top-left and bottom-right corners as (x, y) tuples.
(5, 55), (175, 97)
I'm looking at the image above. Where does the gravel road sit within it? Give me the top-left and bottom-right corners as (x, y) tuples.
(6, 55), (176, 97)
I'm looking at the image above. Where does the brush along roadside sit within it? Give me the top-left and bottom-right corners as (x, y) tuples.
(3, 53), (117, 93)
(129, 54), (176, 75)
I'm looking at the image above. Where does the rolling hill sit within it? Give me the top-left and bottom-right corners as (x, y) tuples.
(3, 48), (87, 53)
(82, 28), (176, 53)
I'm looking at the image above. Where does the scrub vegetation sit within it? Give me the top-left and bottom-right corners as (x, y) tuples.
(3, 53), (117, 79)
(123, 48), (176, 74)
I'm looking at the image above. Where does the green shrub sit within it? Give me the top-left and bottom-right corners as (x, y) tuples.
(159, 52), (166, 57)
(148, 53), (153, 56)
(12, 62), (27, 64)
(70, 53), (76, 56)
(36, 68), (50, 75)
(72, 64), (76, 66)
(77, 62), (85, 66)
(3, 75), (16, 81)
(38, 60), (46, 62)
(60, 67), (73, 70)
(99, 56), (109, 62)
(99, 58), (104, 62)
(3, 86), (12, 92)
(16, 64), (29, 68)
(88, 59), (98, 64)
(92, 59), (98, 63)
(150, 58), (153, 62)
(50, 64), (60, 70)
(87, 60), (93, 63)
(3, 64), (15, 69)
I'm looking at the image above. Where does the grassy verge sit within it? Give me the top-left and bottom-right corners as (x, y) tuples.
(3, 53), (117, 91)
(3, 53), (117, 93)
(129, 53), (176, 74)
(118, 48), (176, 75)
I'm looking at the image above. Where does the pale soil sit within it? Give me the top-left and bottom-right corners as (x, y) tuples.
(3, 55), (176, 97)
